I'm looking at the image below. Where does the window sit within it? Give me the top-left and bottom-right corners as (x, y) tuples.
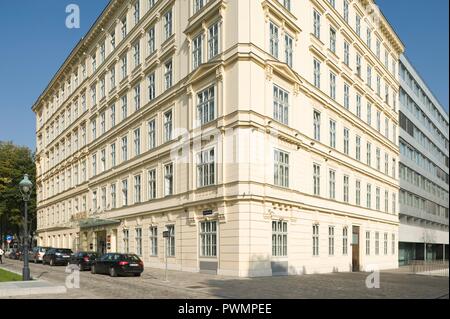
(110, 67), (116, 91)
(312, 224), (319, 256)
(367, 103), (372, 125)
(121, 136), (128, 161)
(343, 41), (350, 65)
(148, 119), (156, 150)
(366, 184), (372, 208)
(111, 183), (116, 209)
(313, 164), (320, 196)
(134, 85), (141, 111)
(149, 226), (158, 256)
(91, 84), (97, 107)
(356, 135), (361, 161)
(200, 221), (218, 257)
(356, 53), (362, 77)
(164, 10), (173, 40)
(342, 227), (348, 255)
(383, 233), (388, 255)
(366, 142), (371, 166)
(272, 221), (287, 257)
(384, 190), (389, 213)
(122, 179), (128, 206)
(328, 0), (335, 7)
(110, 31), (116, 50)
(123, 229), (129, 253)
(283, 0), (291, 11)
(100, 77), (105, 99)
(92, 190), (98, 211)
(392, 193), (396, 215)
(269, 22), (279, 58)
(285, 35), (293, 67)
(273, 85), (289, 124)
(148, 169), (156, 200)
(194, 0), (205, 13)
(343, 0), (349, 23)
(134, 128), (141, 156)
(197, 86), (215, 125)
(328, 226), (335, 256)
(164, 110), (173, 142)
(313, 10), (321, 39)
(313, 59), (321, 88)
(355, 14), (361, 36)
(329, 120), (336, 148)
(377, 111), (381, 132)
(375, 232), (379, 255)
(356, 180), (361, 206)
(121, 54), (128, 79)
(329, 27), (336, 53)
(133, 1), (140, 24)
(365, 231), (370, 255)
(166, 225), (175, 257)
(208, 23), (219, 59)
(376, 187), (380, 210)
(376, 75), (381, 96)
(164, 163), (173, 196)
(133, 42), (140, 68)
(92, 154), (97, 176)
(376, 148), (381, 170)
(329, 170), (336, 199)
(148, 26), (155, 54)
(376, 39), (381, 58)
(367, 66), (372, 87)
(135, 228), (142, 256)
(343, 175), (349, 202)
(146, 73), (156, 101)
(366, 28), (371, 49)
(121, 17), (127, 39)
(344, 83), (350, 109)
(100, 149), (106, 172)
(356, 94), (361, 118)
(197, 148), (216, 187)
(343, 128), (349, 155)
(274, 150), (289, 188)
(110, 143), (116, 167)
(165, 60), (173, 89)
(92, 54), (97, 73)
(192, 34), (203, 69)
(313, 110), (321, 141)
(134, 175), (141, 204)
(329, 72), (336, 99)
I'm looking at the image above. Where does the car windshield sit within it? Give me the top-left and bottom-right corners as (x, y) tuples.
(122, 254), (141, 262)
(56, 249), (72, 254)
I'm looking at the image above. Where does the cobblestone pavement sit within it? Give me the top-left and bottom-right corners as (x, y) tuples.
(1, 259), (448, 299)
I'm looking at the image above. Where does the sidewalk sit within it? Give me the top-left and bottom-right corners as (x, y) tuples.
(0, 266), (67, 298)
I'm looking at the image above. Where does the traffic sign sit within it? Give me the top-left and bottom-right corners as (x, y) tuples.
(6, 235), (13, 243)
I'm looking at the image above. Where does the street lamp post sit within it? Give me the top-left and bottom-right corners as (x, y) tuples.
(19, 174), (33, 281)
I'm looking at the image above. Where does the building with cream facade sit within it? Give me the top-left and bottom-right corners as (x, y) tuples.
(398, 55), (449, 265)
(33, 0), (403, 277)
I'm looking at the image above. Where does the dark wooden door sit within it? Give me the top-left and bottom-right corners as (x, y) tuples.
(352, 226), (360, 272)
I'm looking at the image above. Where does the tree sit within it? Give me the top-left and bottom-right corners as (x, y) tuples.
(0, 141), (36, 247)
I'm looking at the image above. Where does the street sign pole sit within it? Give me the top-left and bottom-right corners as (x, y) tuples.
(163, 230), (170, 282)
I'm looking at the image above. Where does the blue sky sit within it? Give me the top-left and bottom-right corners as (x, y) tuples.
(0, 0), (448, 150)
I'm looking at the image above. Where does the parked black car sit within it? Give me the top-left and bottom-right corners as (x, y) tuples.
(91, 253), (144, 277)
(69, 251), (98, 271)
(43, 248), (73, 266)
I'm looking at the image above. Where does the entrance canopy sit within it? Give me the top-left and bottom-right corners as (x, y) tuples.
(78, 218), (120, 229)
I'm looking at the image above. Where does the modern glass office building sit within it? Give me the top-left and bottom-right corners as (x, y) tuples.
(398, 55), (449, 265)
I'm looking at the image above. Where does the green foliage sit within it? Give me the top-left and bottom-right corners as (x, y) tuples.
(0, 141), (36, 243)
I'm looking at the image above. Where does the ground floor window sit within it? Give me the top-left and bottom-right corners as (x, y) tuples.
(123, 229), (129, 253)
(166, 225), (175, 257)
(366, 231), (370, 255)
(135, 228), (142, 256)
(149, 226), (158, 256)
(200, 221), (217, 257)
(342, 227), (348, 255)
(313, 224), (319, 256)
(272, 220), (287, 257)
(328, 226), (335, 256)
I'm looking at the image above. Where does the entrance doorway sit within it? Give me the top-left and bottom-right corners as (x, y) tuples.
(352, 226), (360, 272)
(96, 231), (107, 255)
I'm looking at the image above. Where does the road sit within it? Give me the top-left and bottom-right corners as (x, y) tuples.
(1, 259), (448, 299)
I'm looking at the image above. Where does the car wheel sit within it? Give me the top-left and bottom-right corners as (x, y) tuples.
(134, 273), (141, 277)
(91, 265), (96, 274)
(109, 267), (117, 277)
